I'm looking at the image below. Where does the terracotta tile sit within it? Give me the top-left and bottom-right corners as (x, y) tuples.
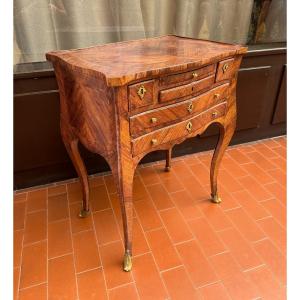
(269, 156), (286, 172)
(48, 219), (72, 258)
(263, 138), (281, 149)
(93, 209), (121, 245)
(189, 162), (210, 186)
(27, 189), (47, 212)
(246, 265), (283, 299)
(253, 238), (286, 285)
(89, 175), (105, 187)
(170, 190), (203, 221)
(241, 162), (275, 184)
(48, 254), (77, 300)
(188, 217), (226, 256)
(48, 193), (69, 222)
(247, 151), (277, 170)
(77, 268), (107, 300)
(103, 174), (117, 194)
(184, 154), (201, 165)
(180, 175), (208, 201)
(209, 251), (241, 280)
(48, 184), (66, 196)
(197, 200), (232, 231)
(145, 228), (181, 271)
(198, 282), (231, 300)
(257, 217), (286, 255)
(133, 175), (148, 201)
(14, 229), (24, 267)
(176, 240), (217, 287)
(254, 143), (279, 159)
(218, 169), (244, 193)
(20, 241), (47, 289)
(73, 230), (101, 273)
(238, 176), (272, 202)
(133, 253), (168, 300)
(134, 199), (162, 231)
(138, 165), (160, 186)
(264, 182), (286, 206)
(14, 267), (20, 300)
(19, 283), (47, 300)
(267, 168), (286, 185)
(160, 207), (193, 244)
(220, 156), (248, 178)
(99, 241), (132, 289)
(261, 198), (286, 228)
(162, 266), (198, 300)
(219, 227), (263, 271)
(217, 188), (241, 211)
(23, 210), (47, 244)
(14, 192), (27, 202)
(272, 146), (286, 158)
(231, 190), (270, 220)
(14, 201), (26, 230)
(132, 218), (149, 256)
(172, 160), (194, 177)
(90, 185), (111, 212)
(227, 148), (252, 164)
(69, 202), (93, 233)
(222, 272), (260, 300)
(108, 283), (139, 300)
(147, 183), (174, 210)
(238, 144), (256, 153)
(67, 181), (82, 203)
(161, 176), (184, 193)
(225, 207), (265, 242)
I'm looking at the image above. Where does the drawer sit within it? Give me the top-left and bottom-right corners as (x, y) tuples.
(159, 75), (215, 103)
(160, 64), (216, 86)
(128, 79), (156, 111)
(130, 83), (229, 137)
(215, 58), (237, 82)
(132, 102), (227, 156)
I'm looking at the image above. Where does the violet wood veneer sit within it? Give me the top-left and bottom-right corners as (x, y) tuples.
(46, 35), (247, 271)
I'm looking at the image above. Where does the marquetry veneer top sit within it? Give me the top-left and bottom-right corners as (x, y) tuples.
(46, 35), (247, 86)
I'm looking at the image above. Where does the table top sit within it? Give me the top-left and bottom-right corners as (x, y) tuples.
(46, 35), (247, 86)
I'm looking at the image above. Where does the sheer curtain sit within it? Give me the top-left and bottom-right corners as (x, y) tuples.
(14, 0), (254, 64)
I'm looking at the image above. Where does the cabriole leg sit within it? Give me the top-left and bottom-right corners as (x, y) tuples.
(165, 148), (172, 172)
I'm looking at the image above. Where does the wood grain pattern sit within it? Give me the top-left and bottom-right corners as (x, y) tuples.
(46, 35), (246, 271)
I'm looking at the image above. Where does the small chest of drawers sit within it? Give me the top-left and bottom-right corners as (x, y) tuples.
(46, 35), (247, 272)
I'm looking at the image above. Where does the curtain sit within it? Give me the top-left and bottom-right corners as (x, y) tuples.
(14, 0), (254, 64)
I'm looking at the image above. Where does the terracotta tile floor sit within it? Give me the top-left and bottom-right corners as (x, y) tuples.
(14, 136), (286, 300)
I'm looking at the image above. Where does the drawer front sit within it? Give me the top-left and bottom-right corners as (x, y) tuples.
(128, 79), (155, 111)
(159, 75), (215, 103)
(130, 83), (229, 137)
(160, 64), (216, 86)
(215, 58), (237, 82)
(132, 102), (227, 156)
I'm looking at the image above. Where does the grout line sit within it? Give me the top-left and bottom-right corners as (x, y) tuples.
(243, 263), (266, 273)
(18, 281), (48, 292)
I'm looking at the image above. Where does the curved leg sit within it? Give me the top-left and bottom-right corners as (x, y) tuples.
(112, 159), (135, 272)
(165, 148), (172, 172)
(61, 126), (90, 217)
(210, 121), (235, 204)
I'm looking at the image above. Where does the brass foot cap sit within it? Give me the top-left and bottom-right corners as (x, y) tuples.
(211, 194), (222, 204)
(164, 166), (171, 172)
(78, 209), (90, 218)
(123, 252), (132, 272)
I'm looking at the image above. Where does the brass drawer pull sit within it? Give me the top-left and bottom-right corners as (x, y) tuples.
(186, 121), (193, 132)
(137, 85), (147, 99)
(222, 63), (229, 73)
(192, 72), (198, 78)
(212, 111), (218, 118)
(151, 139), (157, 145)
(150, 117), (157, 123)
(187, 103), (194, 113)
(214, 93), (220, 100)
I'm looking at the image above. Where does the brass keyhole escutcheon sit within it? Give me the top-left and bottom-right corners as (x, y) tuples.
(150, 117), (157, 123)
(192, 72), (198, 78)
(187, 103), (194, 113)
(222, 63), (229, 73)
(214, 93), (220, 100)
(151, 139), (157, 145)
(137, 85), (147, 99)
(212, 111), (218, 118)
(186, 121), (193, 132)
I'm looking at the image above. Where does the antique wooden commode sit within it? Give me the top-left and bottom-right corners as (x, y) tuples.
(46, 35), (247, 271)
